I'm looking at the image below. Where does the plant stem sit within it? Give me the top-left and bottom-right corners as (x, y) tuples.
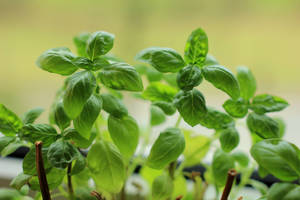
(35, 141), (51, 200)
(168, 161), (177, 180)
(175, 116), (182, 128)
(220, 169), (237, 200)
(120, 184), (126, 200)
(91, 191), (104, 200)
(67, 163), (74, 200)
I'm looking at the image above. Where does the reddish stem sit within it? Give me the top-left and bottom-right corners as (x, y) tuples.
(35, 141), (51, 200)
(220, 169), (237, 200)
(91, 191), (105, 200)
(175, 195), (183, 200)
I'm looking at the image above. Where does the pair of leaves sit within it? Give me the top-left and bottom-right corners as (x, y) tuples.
(251, 139), (300, 181)
(147, 127), (185, 169)
(87, 140), (125, 193)
(173, 89), (207, 127)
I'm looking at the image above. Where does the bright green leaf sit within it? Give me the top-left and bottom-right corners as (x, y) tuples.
(0, 104), (22, 136)
(173, 89), (207, 127)
(152, 101), (176, 115)
(198, 107), (234, 130)
(22, 124), (58, 147)
(202, 65), (240, 100)
(0, 136), (15, 153)
(219, 127), (240, 152)
(152, 174), (173, 200)
(150, 105), (166, 126)
(1, 141), (23, 157)
(267, 183), (300, 200)
(22, 107), (44, 124)
(237, 66), (256, 100)
(71, 152), (86, 175)
(63, 128), (96, 149)
(176, 65), (203, 90)
(250, 94), (289, 114)
(231, 151), (249, 167)
(143, 82), (178, 103)
(223, 98), (248, 118)
(100, 93), (128, 117)
(10, 173), (31, 190)
(136, 47), (185, 73)
(23, 147), (52, 175)
(54, 101), (71, 131)
(86, 31), (114, 60)
(73, 32), (91, 57)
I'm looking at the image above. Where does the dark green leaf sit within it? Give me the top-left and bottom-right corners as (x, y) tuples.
(71, 152), (86, 175)
(147, 127), (185, 169)
(184, 28), (208, 66)
(231, 151), (249, 167)
(223, 98), (248, 118)
(198, 107), (234, 130)
(29, 168), (65, 191)
(10, 173), (31, 190)
(23, 147), (52, 175)
(0, 136), (15, 153)
(152, 174), (173, 200)
(87, 141), (125, 193)
(74, 94), (102, 139)
(63, 70), (96, 119)
(72, 57), (110, 71)
(22, 107), (44, 124)
(108, 115), (139, 160)
(247, 113), (279, 139)
(63, 128), (96, 149)
(212, 149), (235, 187)
(202, 65), (240, 100)
(22, 124), (58, 147)
(258, 165), (269, 178)
(152, 101), (176, 115)
(73, 32), (91, 57)
(250, 94), (289, 114)
(176, 65), (203, 90)
(54, 101), (71, 131)
(47, 139), (79, 169)
(143, 82), (178, 103)
(267, 183), (300, 200)
(136, 47), (185, 73)
(150, 105), (166, 126)
(0, 104), (22, 136)
(237, 66), (256, 100)
(173, 89), (207, 127)
(100, 93), (128, 117)
(36, 47), (77, 75)
(250, 139), (300, 181)
(219, 127), (239, 152)
(86, 31), (114, 60)
(98, 62), (143, 91)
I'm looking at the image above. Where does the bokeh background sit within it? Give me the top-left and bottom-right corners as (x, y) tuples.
(0, 0), (300, 146)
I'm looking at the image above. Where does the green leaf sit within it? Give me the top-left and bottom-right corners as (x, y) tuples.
(22, 124), (58, 147)
(87, 141), (125, 193)
(140, 166), (163, 187)
(98, 62), (143, 91)
(63, 70), (96, 119)
(152, 101), (176, 115)
(0, 104), (22, 136)
(250, 94), (289, 114)
(1, 141), (23, 157)
(136, 47), (185, 73)
(273, 117), (286, 138)
(204, 54), (219, 66)
(23, 147), (52, 175)
(247, 113), (279, 139)
(212, 149), (235, 187)
(223, 98), (248, 118)
(183, 130), (211, 167)
(71, 152), (86, 175)
(150, 105), (166, 126)
(73, 32), (91, 57)
(29, 168), (65, 191)
(236, 66), (256, 100)
(152, 174), (173, 200)
(0, 136), (15, 153)
(163, 73), (178, 87)
(0, 188), (22, 200)
(86, 31), (114, 60)
(22, 107), (44, 124)
(250, 139), (300, 181)
(146, 67), (163, 82)
(219, 127), (239, 152)
(172, 175), (187, 199)
(72, 57), (110, 71)
(75, 187), (98, 200)
(198, 107), (234, 130)
(258, 165), (269, 178)
(47, 139), (79, 169)
(54, 101), (71, 131)
(267, 183), (300, 200)
(36, 47), (77, 75)
(249, 179), (268, 195)
(147, 127), (185, 169)
(100, 93), (128, 117)
(176, 65), (203, 90)
(63, 128), (96, 149)
(10, 173), (31, 190)
(74, 94), (102, 139)
(173, 89), (207, 127)
(184, 28), (208, 66)
(143, 82), (178, 103)
(231, 151), (249, 167)
(202, 65), (240, 100)
(108, 115), (139, 160)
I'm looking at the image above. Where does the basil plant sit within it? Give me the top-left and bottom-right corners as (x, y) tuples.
(0, 28), (299, 200)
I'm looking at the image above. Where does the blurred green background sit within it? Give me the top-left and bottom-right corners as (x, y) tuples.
(0, 0), (299, 142)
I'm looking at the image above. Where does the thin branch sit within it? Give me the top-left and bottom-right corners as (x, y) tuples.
(120, 184), (126, 200)
(67, 163), (74, 200)
(35, 141), (51, 200)
(91, 191), (105, 200)
(175, 195), (183, 200)
(221, 169), (238, 200)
